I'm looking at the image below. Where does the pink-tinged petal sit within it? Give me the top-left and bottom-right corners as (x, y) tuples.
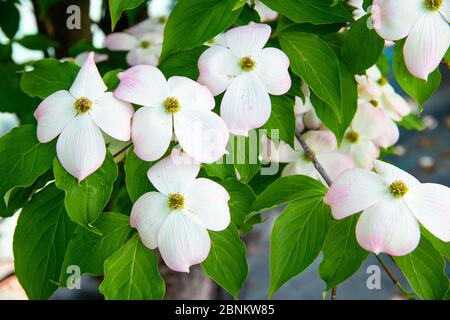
(404, 183), (450, 242)
(90, 92), (134, 141)
(294, 83), (314, 114)
(69, 52), (107, 101)
(356, 199), (420, 256)
(184, 178), (230, 231)
(157, 212), (211, 273)
(197, 45), (240, 96)
(380, 91), (411, 121)
(147, 149), (200, 196)
(296, 115), (305, 133)
(130, 192), (170, 249)
(56, 115), (106, 181)
(260, 135), (301, 163)
(281, 160), (316, 178)
(324, 168), (389, 219)
(104, 33), (139, 51)
(174, 108), (229, 163)
(254, 47), (291, 95)
(224, 22), (271, 57)
(74, 52), (109, 66)
(440, 1), (450, 22)
(372, 0), (425, 41)
(352, 102), (387, 140)
(303, 130), (337, 153)
(34, 90), (76, 143)
(404, 11), (450, 80)
(373, 113), (399, 148)
(131, 106), (172, 161)
(168, 76), (215, 111)
(342, 139), (380, 169)
(304, 108), (322, 130)
(373, 160), (421, 187)
(220, 73), (271, 136)
(125, 48), (160, 66)
(255, 1), (278, 22)
(114, 65), (168, 107)
(317, 152), (355, 181)
(125, 17), (165, 36)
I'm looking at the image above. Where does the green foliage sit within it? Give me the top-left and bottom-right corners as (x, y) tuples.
(109, 0), (147, 30)
(159, 46), (208, 79)
(103, 68), (123, 91)
(229, 133), (261, 184)
(0, 1), (20, 39)
(263, 95), (296, 147)
(219, 179), (256, 229)
(124, 147), (155, 203)
(397, 114), (425, 131)
(16, 34), (57, 51)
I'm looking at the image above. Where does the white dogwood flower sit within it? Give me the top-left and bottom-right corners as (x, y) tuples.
(131, 149), (231, 272)
(198, 22), (291, 136)
(114, 65), (229, 163)
(34, 53), (134, 181)
(325, 160), (450, 255)
(372, 0), (450, 80)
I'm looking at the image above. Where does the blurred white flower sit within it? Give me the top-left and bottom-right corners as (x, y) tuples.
(0, 113), (19, 137)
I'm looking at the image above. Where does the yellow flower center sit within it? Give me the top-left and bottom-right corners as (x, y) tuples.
(377, 77), (388, 86)
(240, 56), (256, 72)
(74, 97), (92, 113)
(370, 99), (379, 107)
(163, 96), (181, 114)
(168, 193), (185, 210)
(425, 0), (442, 10)
(389, 180), (409, 198)
(302, 151), (315, 162)
(141, 40), (151, 49)
(345, 131), (360, 144)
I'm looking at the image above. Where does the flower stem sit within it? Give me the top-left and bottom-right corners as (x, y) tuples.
(112, 142), (133, 159)
(375, 255), (415, 299)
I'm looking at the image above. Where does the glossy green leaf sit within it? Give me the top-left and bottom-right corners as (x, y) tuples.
(202, 223), (248, 299)
(421, 228), (450, 259)
(263, 95), (296, 147)
(219, 179), (256, 229)
(0, 1), (20, 39)
(109, 0), (147, 30)
(16, 34), (57, 51)
(124, 147), (155, 203)
(13, 184), (76, 299)
(103, 68), (123, 91)
(99, 233), (165, 300)
(159, 46), (208, 79)
(229, 132), (261, 184)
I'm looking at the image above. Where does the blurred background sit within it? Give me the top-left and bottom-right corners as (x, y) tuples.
(0, 0), (449, 300)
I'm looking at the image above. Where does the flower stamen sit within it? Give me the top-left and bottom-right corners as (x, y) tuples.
(240, 56), (256, 72)
(389, 180), (409, 198)
(141, 40), (151, 49)
(370, 99), (379, 107)
(168, 193), (185, 210)
(345, 131), (360, 144)
(74, 97), (92, 113)
(377, 77), (388, 86)
(164, 97), (181, 114)
(424, 0), (442, 10)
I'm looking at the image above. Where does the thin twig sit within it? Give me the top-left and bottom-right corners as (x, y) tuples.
(375, 255), (414, 299)
(112, 142), (132, 159)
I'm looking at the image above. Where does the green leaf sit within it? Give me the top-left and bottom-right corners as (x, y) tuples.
(54, 152), (118, 229)
(269, 195), (331, 297)
(219, 179), (256, 229)
(99, 233), (165, 300)
(161, 0), (242, 60)
(235, 3), (261, 26)
(0, 125), (56, 207)
(319, 215), (369, 290)
(251, 175), (327, 214)
(203, 159), (236, 180)
(397, 114), (425, 131)
(279, 29), (358, 142)
(16, 34), (57, 51)
(202, 223), (248, 299)
(421, 228), (450, 259)
(341, 14), (384, 74)
(263, 95), (296, 147)
(13, 184), (76, 299)
(20, 58), (80, 99)
(229, 133), (261, 184)
(103, 68), (123, 91)
(109, 0), (147, 30)
(59, 212), (132, 284)
(0, 43), (12, 62)
(393, 39), (441, 108)
(393, 238), (449, 300)
(124, 147), (155, 203)
(261, 0), (352, 25)
(159, 46), (208, 80)
(0, 1), (20, 39)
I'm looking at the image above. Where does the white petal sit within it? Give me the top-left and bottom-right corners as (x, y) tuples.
(224, 22), (271, 57)
(260, 135), (301, 163)
(316, 152), (355, 181)
(34, 90), (77, 143)
(356, 199), (420, 256)
(56, 115), (106, 181)
(174, 109), (229, 163)
(372, 113), (399, 148)
(303, 130), (337, 154)
(197, 45), (241, 96)
(440, 0), (450, 22)
(373, 160), (421, 187)
(380, 91), (411, 121)
(352, 102), (387, 139)
(184, 178), (230, 231)
(157, 212), (211, 272)
(324, 168), (390, 220)
(404, 11), (450, 80)
(304, 108), (322, 130)
(281, 160), (316, 178)
(254, 48), (291, 95)
(220, 73), (271, 136)
(125, 47), (160, 66)
(130, 192), (170, 249)
(168, 76), (215, 111)
(342, 139), (380, 169)
(131, 106), (172, 161)
(372, 0), (425, 41)
(114, 65), (168, 107)
(147, 149), (200, 195)
(104, 33), (139, 51)
(90, 92), (134, 141)
(70, 52), (107, 101)
(405, 183), (450, 242)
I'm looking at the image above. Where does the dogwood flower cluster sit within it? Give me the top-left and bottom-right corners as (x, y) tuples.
(372, 0), (450, 80)
(104, 17), (165, 66)
(325, 160), (450, 256)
